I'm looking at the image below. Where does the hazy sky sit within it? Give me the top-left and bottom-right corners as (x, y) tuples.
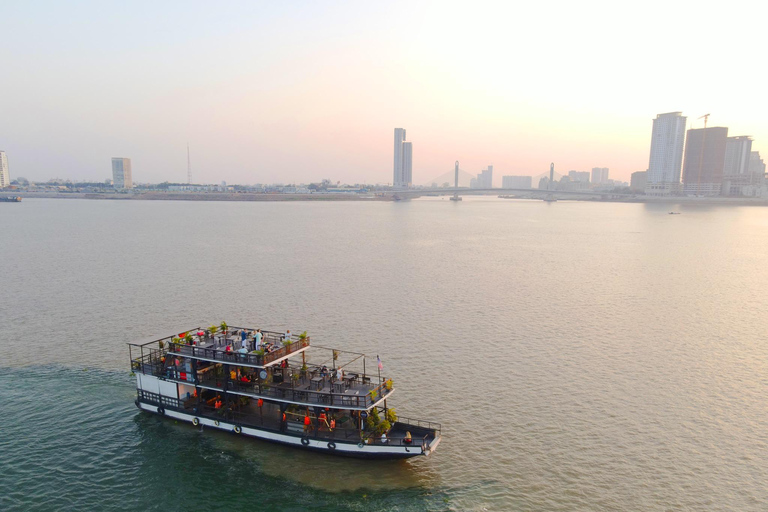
(2, 1), (766, 185)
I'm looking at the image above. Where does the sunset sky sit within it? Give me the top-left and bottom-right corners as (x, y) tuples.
(2, 1), (766, 185)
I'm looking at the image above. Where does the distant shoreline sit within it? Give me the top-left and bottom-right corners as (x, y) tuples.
(11, 190), (768, 206)
(15, 191), (390, 202)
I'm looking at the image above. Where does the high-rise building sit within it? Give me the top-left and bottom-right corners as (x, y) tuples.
(569, 170), (591, 183)
(471, 165), (493, 188)
(645, 112), (687, 196)
(501, 175), (532, 189)
(0, 151), (9, 188)
(682, 127), (728, 196)
(749, 151), (766, 175)
(630, 171), (647, 192)
(112, 158), (133, 189)
(591, 167), (609, 184)
(721, 136), (753, 196)
(402, 142), (413, 187)
(392, 128), (414, 188)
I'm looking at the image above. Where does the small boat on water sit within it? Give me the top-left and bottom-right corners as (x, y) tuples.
(0, 196), (21, 202)
(129, 325), (441, 459)
(668, 212), (681, 215)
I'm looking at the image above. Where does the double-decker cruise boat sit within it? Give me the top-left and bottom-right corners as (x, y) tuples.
(129, 325), (441, 459)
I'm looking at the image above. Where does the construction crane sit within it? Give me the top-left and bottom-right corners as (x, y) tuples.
(698, 113), (710, 129)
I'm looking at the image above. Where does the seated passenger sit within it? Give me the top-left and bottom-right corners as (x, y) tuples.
(404, 431), (412, 444)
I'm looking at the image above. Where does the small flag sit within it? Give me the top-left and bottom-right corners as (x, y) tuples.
(377, 355), (383, 371)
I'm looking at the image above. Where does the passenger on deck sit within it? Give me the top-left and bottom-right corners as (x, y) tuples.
(318, 412), (327, 428)
(303, 414), (311, 433)
(380, 432), (388, 444)
(320, 365), (328, 377)
(225, 344), (232, 353)
(404, 431), (412, 444)
(254, 329), (263, 350)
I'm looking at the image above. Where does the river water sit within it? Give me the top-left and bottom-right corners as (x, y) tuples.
(1, 197), (766, 511)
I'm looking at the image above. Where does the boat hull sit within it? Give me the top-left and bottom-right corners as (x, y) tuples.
(135, 399), (432, 459)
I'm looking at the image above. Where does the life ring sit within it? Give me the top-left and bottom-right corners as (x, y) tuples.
(301, 437), (310, 446)
(157, 407), (165, 415)
(328, 441), (336, 450)
(214, 420), (220, 427)
(192, 417), (200, 426)
(234, 426), (242, 434)
(357, 442), (364, 449)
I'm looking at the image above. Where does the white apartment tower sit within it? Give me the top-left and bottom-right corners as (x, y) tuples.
(646, 111), (687, 196)
(591, 167), (609, 184)
(393, 128), (413, 188)
(112, 158), (133, 189)
(402, 142), (413, 187)
(0, 151), (9, 188)
(393, 128), (406, 188)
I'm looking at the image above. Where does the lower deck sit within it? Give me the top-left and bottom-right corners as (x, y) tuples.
(135, 392), (439, 459)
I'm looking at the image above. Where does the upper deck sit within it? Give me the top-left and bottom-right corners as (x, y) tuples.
(128, 326), (395, 411)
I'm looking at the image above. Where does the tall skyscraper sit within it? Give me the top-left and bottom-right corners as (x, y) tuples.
(646, 112), (687, 196)
(392, 128), (414, 188)
(682, 127), (728, 196)
(722, 136), (753, 196)
(0, 151), (9, 188)
(112, 158), (133, 189)
(402, 142), (413, 188)
(591, 167), (609, 184)
(471, 166), (493, 188)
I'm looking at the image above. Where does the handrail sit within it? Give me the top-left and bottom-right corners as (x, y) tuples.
(136, 391), (435, 447)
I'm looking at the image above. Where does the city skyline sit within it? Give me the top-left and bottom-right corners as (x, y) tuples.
(1, 2), (766, 185)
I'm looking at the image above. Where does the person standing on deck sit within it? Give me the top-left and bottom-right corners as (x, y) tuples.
(284, 329), (291, 344)
(254, 329), (263, 350)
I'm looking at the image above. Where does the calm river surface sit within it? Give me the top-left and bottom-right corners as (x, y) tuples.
(1, 197), (767, 511)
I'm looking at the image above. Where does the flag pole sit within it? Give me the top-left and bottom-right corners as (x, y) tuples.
(377, 354), (381, 384)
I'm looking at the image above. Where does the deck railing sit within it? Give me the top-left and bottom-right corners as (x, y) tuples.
(392, 416), (442, 434)
(136, 392), (434, 448)
(193, 370), (390, 409)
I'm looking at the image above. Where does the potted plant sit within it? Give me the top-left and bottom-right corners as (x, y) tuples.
(298, 331), (308, 340)
(385, 378), (393, 391)
(220, 321), (228, 334)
